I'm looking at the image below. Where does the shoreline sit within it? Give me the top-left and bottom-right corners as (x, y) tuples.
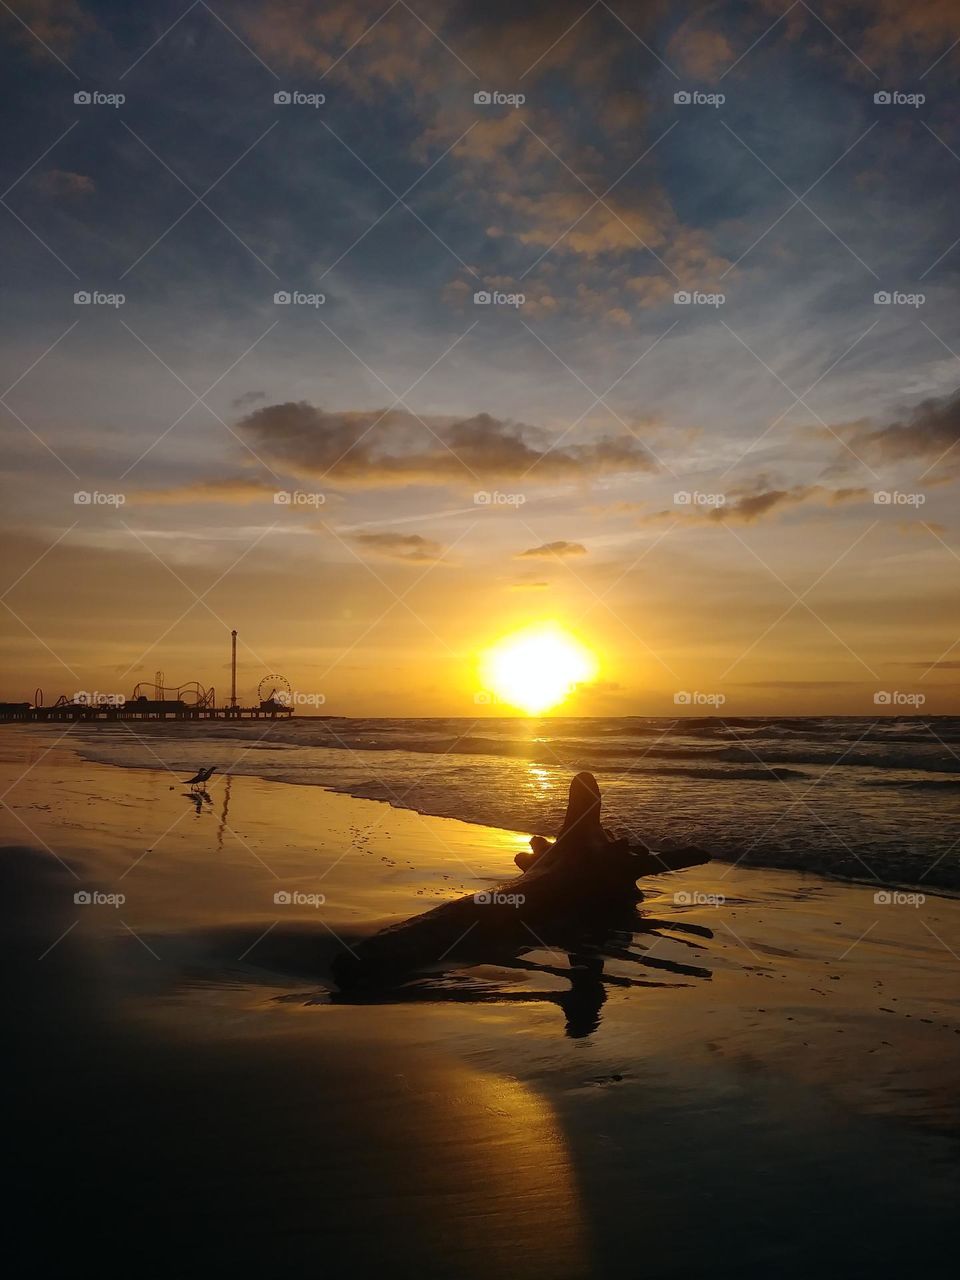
(9, 719), (958, 899)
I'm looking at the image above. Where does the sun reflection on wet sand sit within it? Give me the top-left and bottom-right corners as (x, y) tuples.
(385, 1063), (589, 1276)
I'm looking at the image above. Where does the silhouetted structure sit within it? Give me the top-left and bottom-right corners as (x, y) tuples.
(0, 632), (296, 722)
(332, 772), (710, 992)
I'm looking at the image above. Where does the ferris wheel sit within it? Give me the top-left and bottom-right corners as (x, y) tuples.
(257, 674), (292, 706)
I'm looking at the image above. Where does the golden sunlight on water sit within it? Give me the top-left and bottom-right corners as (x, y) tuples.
(526, 764), (557, 797)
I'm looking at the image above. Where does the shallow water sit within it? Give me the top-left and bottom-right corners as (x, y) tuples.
(47, 714), (960, 890)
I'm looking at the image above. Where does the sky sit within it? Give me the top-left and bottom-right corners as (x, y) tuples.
(2, 0), (960, 717)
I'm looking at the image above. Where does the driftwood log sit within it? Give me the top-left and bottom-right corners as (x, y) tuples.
(332, 772), (710, 988)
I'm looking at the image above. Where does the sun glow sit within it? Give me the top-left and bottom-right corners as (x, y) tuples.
(481, 623), (598, 715)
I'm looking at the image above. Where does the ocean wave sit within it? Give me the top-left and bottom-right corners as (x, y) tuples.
(864, 778), (960, 790)
(43, 716), (960, 893)
(63, 715), (960, 775)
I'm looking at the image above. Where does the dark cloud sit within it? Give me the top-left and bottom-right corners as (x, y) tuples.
(516, 540), (587, 558)
(718, 489), (794, 523)
(233, 0), (726, 308)
(817, 0), (959, 68)
(350, 532), (445, 563)
(639, 484), (871, 527)
(237, 402), (657, 487)
(666, 19), (735, 79)
(34, 168), (94, 196)
(849, 386), (960, 473)
(232, 390), (267, 410)
(711, 484), (871, 523)
(712, 486), (863, 522)
(4, 0), (93, 59)
(239, 0), (666, 108)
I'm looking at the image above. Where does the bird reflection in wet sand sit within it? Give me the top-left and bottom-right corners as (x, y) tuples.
(183, 787), (213, 816)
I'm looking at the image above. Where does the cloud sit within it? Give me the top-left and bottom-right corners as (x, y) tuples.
(5, 0), (93, 59)
(639, 483), (872, 527)
(237, 402), (657, 487)
(237, 0), (438, 95)
(732, 679), (871, 689)
(486, 187), (672, 260)
(34, 168), (94, 196)
(128, 478), (279, 506)
(667, 22), (735, 79)
(516, 540), (587, 558)
(897, 520), (946, 537)
(350, 532), (444, 562)
(229, 0), (728, 319)
(711, 484), (871, 523)
(847, 385), (960, 474)
(817, 0), (960, 68)
(239, 0), (663, 107)
(232, 390), (267, 409)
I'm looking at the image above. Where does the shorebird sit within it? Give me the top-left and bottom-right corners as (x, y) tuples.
(183, 766), (216, 788)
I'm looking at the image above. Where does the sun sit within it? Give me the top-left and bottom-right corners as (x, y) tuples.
(480, 623), (598, 715)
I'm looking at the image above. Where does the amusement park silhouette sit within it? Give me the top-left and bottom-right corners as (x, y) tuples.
(0, 630), (296, 722)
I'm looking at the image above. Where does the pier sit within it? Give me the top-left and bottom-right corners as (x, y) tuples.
(0, 698), (294, 723)
(0, 631), (296, 723)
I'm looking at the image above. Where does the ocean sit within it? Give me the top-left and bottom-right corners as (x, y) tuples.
(52, 715), (960, 891)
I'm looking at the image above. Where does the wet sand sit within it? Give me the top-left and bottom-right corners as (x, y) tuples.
(4, 727), (960, 1277)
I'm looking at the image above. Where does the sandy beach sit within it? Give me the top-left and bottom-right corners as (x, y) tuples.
(4, 724), (960, 1277)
